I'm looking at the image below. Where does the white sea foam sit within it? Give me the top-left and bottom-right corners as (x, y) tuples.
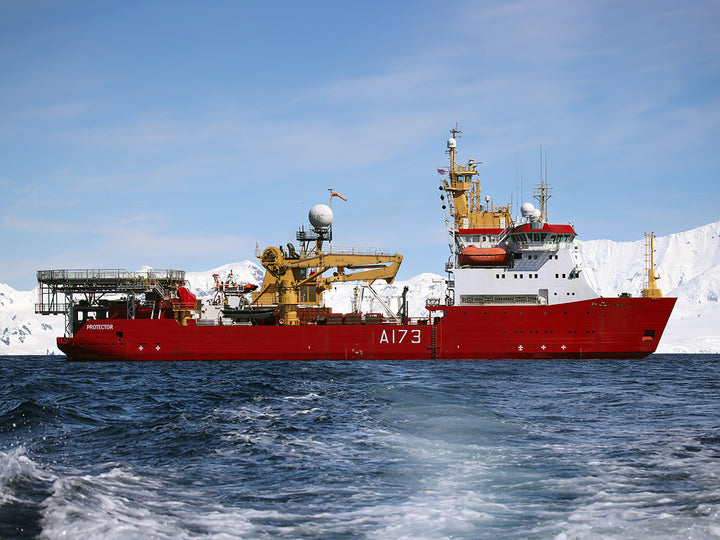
(525, 437), (720, 539)
(0, 446), (56, 505)
(549, 488), (720, 539)
(39, 466), (261, 540)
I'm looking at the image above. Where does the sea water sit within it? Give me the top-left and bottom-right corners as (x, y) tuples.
(1, 355), (718, 539)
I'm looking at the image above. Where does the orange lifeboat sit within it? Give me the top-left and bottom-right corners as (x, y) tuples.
(458, 246), (509, 266)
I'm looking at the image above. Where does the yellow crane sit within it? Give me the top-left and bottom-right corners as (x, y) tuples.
(253, 245), (403, 325)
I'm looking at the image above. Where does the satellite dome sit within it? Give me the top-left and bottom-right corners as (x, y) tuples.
(447, 138), (457, 149)
(309, 204), (333, 229)
(521, 202), (536, 217)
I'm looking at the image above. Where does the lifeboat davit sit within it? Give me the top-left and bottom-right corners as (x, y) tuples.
(458, 246), (509, 266)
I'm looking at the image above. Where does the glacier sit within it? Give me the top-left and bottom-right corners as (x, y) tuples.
(2, 221), (719, 356)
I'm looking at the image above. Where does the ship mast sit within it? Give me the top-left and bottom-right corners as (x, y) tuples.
(444, 127), (479, 229)
(533, 146), (552, 222)
(440, 127), (512, 231)
(642, 232), (663, 298)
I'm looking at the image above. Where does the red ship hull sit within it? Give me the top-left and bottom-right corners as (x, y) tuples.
(57, 297), (676, 360)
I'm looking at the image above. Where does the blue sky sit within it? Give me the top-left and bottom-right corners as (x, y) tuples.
(1, 0), (719, 290)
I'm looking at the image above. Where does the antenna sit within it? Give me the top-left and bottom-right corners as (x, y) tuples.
(515, 158), (519, 222)
(540, 144), (543, 185)
(520, 162), (524, 210)
(534, 146), (552, 222)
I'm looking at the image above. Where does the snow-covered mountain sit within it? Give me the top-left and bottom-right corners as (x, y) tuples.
(0, 283), (64, 355)
(2, 221), (719, 355)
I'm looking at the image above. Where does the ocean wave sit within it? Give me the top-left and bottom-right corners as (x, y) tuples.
(39, 466), (260, 539)
(0, 400), (57, 433)
(0, 446), (56, 505)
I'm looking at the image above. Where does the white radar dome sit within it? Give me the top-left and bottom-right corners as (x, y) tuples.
(309, 204), (334, 229)
(521, 202), (536, 217)
(447, 138), (457, 149)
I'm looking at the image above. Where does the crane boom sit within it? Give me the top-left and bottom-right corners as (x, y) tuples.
(254, 246), (403, 325)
